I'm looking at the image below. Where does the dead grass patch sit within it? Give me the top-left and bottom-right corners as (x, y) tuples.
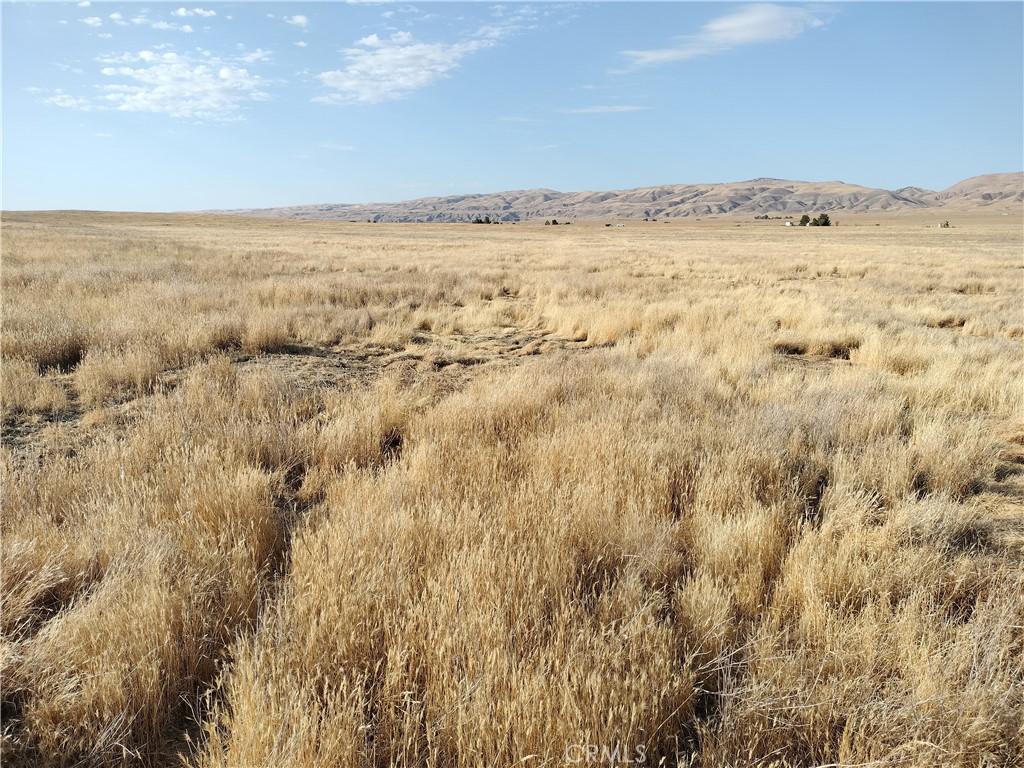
(1, 213), (1021, 767)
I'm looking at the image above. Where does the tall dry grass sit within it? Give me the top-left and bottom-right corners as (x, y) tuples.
(2, 211), (1021, 767)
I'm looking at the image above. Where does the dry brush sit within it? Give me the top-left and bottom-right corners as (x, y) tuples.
(2, 212), (1022, 767)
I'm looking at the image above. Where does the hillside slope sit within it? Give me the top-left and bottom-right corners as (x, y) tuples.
(219, 172), (1022, 222)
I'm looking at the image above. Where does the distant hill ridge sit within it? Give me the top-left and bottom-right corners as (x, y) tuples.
(219, 172), (1023, 222)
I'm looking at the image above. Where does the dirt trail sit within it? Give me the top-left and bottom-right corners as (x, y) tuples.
(1, 320), (590, 459)
(978, 424), (1024, 555)
(236, 323), (589, 393)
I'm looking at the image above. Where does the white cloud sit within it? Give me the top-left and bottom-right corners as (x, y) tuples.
(239, 48), (271, 63)
(316, 30), (493, 105)
(109, 12), (128, 26)
(173, 8), (216, 18)
(44, 89), (95, 110)
(294, 41), (308, 48)
(130, 14), (193, 32)
(94, 132), (113, 138)
(77, 1), (90, 6)
(313, 7), (532, 106)
(98, 32), (113, 39)
(319, 142), (356, 152)
(58, 19), (69, 25)
(82, 17), (102, 27)
(150, 21), (193, 32)
(45, 49), (270, 121)
(620, 4), (826, 70)
(285, 15), (309, 28)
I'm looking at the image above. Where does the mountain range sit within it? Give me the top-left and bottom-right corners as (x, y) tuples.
(220, 172), (1022, 222)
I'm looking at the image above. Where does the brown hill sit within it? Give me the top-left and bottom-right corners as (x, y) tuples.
(928, 172), (1024, 208)
(220, 173), (1022, 222)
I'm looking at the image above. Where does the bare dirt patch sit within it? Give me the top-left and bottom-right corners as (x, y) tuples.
(235, 325), (589, 394)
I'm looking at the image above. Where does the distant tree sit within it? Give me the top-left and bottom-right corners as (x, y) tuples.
(811, 213), (831, 227)
(799, 214), (811, 226)
(544, 220), (551, 225)
(551, 219), (559, 226)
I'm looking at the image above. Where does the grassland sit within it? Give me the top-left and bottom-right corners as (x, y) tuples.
(2, 211), (1022, 767)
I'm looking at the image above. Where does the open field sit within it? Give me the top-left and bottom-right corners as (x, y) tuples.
(2, 211), (1022, 767)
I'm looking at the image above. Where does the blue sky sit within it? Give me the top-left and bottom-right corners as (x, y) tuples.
(3, 2), (1022, 211)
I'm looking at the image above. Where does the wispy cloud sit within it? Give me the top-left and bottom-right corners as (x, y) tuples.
(285, 15), (309, 28)
(154, 21), (193, 32)
(172, 8), (216, 18)
(314, 6), (535, 107)
(239, 49), (271, 63)
(82, 17), (102, 27)
(620, 4), (826, 70)
(563, 105), (650, 114)
(129, 12), (194, 33)
(316, 27), (502, 105)
(44, 90), (95, 110)
(43, 49), (270, 121)
(319, 142), (356, 152)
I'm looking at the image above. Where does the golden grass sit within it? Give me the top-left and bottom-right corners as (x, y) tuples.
(1, 211), (1022, 767)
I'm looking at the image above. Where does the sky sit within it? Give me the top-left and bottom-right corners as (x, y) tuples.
(3, 1), (1022, 211)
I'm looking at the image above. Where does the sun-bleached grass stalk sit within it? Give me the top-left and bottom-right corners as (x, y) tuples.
(0, 358), (69, 415)
(2, 213), (1020, 767)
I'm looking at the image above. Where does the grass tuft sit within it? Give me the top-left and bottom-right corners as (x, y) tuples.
(2, 212), (1021, 767)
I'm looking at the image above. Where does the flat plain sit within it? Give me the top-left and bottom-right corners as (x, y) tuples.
(2, 210), (1022, 767)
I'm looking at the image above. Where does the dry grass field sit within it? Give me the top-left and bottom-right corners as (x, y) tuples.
(1, 211), (1022, 767)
